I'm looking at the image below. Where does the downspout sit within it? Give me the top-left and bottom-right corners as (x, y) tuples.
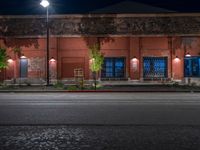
(139, 37), (142, 81)
(170, 37), (173, 80)
(128, 37), (131, 80)
(56, 37), (59, 81)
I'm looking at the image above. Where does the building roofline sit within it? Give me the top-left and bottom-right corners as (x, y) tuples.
(2, 34), (200, 39)
(1, 13), (200, 19)
(1, 13), (200, 37)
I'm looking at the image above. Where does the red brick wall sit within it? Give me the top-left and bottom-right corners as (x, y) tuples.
(140, 37), (171, 80)
(1, 36), (200, 82)
(101, 37), (130, 78)
(57, 37), (89, 79)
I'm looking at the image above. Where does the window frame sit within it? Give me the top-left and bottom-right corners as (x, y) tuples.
(101, 57), (126, 78)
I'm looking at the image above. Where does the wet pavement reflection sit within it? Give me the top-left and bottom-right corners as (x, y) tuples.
(0, 125), (199, 150)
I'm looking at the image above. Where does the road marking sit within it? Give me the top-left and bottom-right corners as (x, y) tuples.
(1, 100), (200, 105)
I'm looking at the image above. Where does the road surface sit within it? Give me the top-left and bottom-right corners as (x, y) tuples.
(0, 92), (200, 125)
(1, 92), (200, 150)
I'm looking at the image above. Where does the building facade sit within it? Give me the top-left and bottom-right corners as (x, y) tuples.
(0, 13), (200, 84)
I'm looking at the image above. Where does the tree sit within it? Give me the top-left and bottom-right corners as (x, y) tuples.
(78, 14), (116, 49)
(3, 38), (39, 83)
(89, 44), (104, 90)
(173, 37), (197, 55)
(0, 47), (8, 70)
(79, 14), (116, 89)
(3, 38), (39, 58)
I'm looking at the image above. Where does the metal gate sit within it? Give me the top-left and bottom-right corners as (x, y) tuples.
(143, 57), (167, 79)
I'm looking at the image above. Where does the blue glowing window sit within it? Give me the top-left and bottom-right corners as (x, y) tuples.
(102, 58), (125, 78)
(184, 57), (200, 77)
(20, 58), (28, 78)
(143, 57), (167, 79)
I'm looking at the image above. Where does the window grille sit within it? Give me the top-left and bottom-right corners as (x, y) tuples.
(143, 57), (167, 79)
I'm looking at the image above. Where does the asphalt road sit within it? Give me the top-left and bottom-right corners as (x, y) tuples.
(1, 125), (200, 150)
(0, 92), (200, 125)
(1, 92), (200, 150)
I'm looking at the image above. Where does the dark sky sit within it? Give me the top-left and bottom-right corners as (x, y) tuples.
(0, 0), (200, 15)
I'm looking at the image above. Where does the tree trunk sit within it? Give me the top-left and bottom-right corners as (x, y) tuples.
(93, 71), (97, 90)
(97, 37), (101, 50)
(13, 53), (17, 84)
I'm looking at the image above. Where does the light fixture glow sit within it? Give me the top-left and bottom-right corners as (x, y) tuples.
(174, 56), (180, 62)
(90, 58), (95, 63)
(20, 54), (26, 59)
(132, 56), (137, 62)
(185, 52), (191, 57)
(7, 58), (13, 63)
(40, 0), (50, 7)
(50, 57), (56, 62)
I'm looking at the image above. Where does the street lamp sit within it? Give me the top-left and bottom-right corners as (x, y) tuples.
(40, 0), (49, 8)
(40, 0), (50, 86)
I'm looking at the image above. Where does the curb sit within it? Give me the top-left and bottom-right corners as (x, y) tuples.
(0, 90), (199, 93)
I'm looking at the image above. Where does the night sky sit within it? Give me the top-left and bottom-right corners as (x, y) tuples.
(0, 0), (200, 15)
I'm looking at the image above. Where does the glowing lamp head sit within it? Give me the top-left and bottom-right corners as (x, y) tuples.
(185, 52), (191, 57)
(7, 58), (13, 63)
(50, 57), (56, 62)
(131, 56), (137, 62)
(174, 56), (180, 62)
(20, 55), (26, 59)
(40, 0), (50, 7)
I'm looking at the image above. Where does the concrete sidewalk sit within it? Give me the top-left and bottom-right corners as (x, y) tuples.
(0, 84), (199, 92)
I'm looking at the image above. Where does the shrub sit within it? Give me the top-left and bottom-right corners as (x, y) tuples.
(190, 82), (197, 87)
(172, 82), (179, 87)
(54, 81), (64, 89)
(66, 85), (79, 91)
(0, 47), (8, 69)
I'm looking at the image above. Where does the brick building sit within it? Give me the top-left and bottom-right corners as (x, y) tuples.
(0, 12), (200, 84)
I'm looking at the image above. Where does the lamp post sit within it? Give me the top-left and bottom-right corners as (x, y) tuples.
(40, 0), (50, 86)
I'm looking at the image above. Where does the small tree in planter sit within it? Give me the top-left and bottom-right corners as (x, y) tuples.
(0, 47), (8, 83)
(0, 47), (8, 70)
(89, 44), (104, 90)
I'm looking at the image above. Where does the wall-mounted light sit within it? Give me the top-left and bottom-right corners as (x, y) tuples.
(174, 56), (180, 62)
(131, 56), (137, 62)
(49, 57), (56, 62)
(131, 56), (138, 70)
(7, 57), (14, 63)
(20, 54), (26, 59)
(185, 52), (191, 57)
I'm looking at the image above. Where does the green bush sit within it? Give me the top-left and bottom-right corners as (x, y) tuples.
(191, 82), (197, 87)
(54, 81), (64, 89)
(87, 83), (103, 90)
(66, 85), (79, 91)
(173, 82), (179, 86)
(0, 47), (8, 69)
